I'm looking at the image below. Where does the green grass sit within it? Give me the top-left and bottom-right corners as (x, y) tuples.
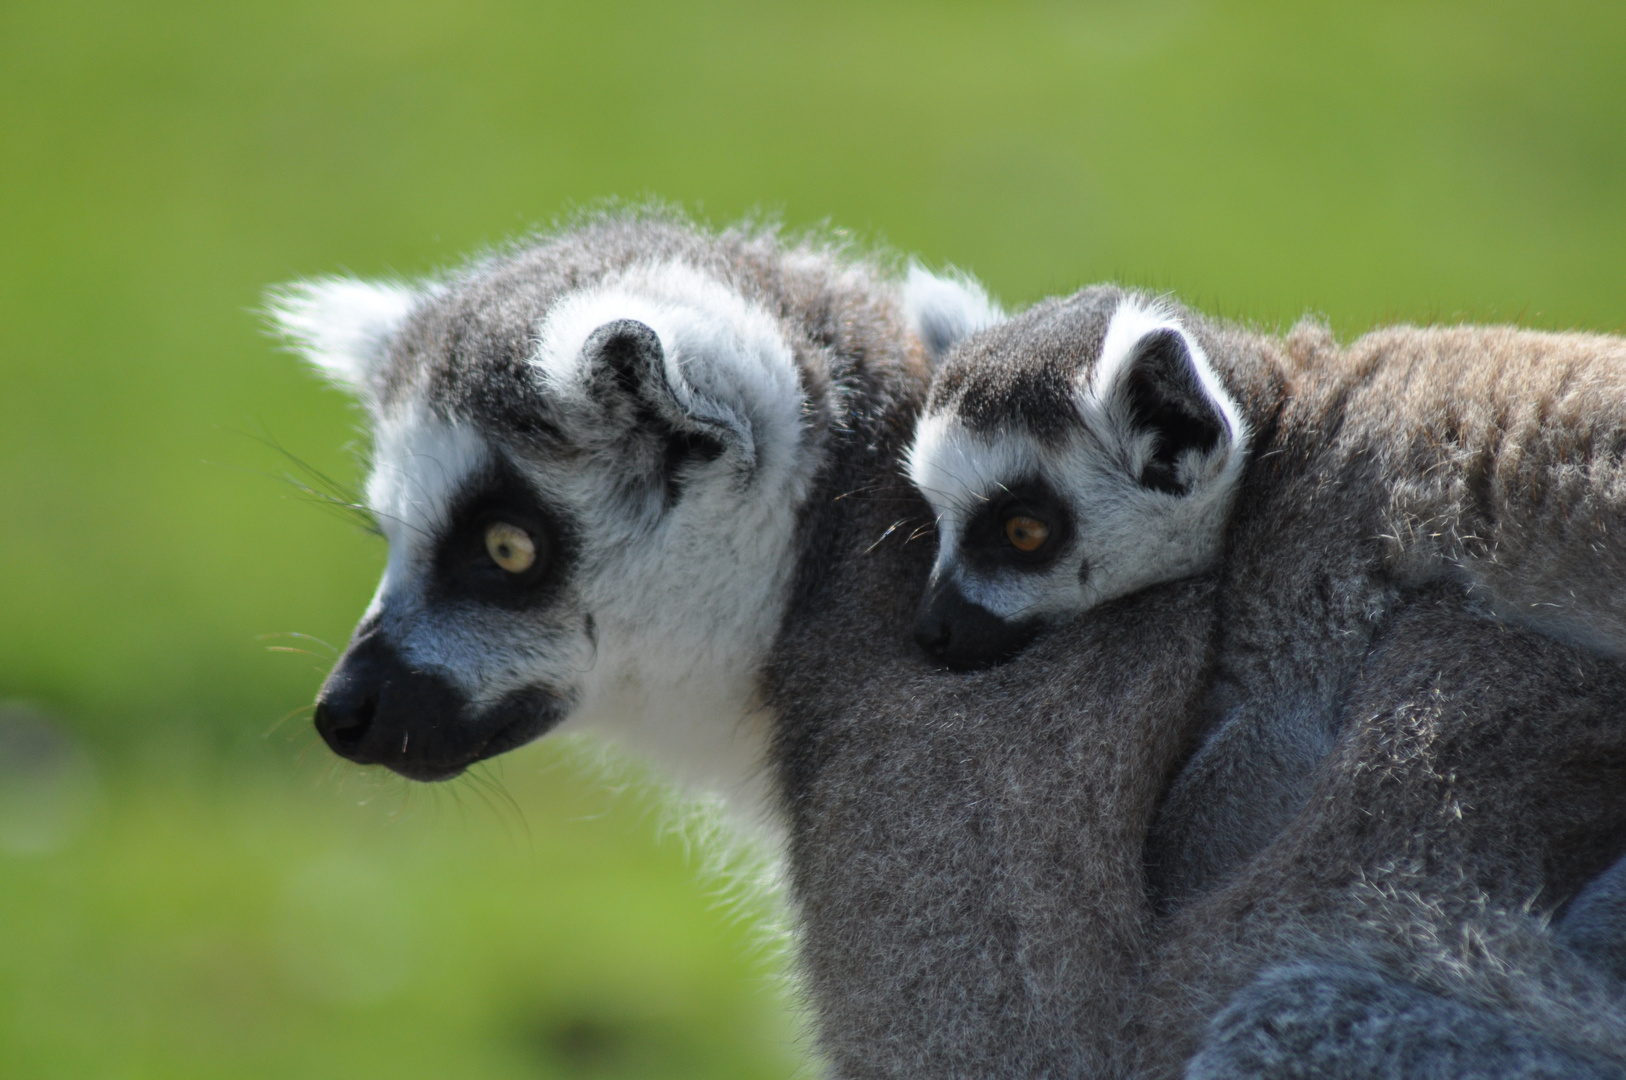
(0, 737), (800, 1080)
(2, 0), (1624, 1075)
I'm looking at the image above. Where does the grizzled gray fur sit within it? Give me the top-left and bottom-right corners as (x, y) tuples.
(909, 285), (1626, 902)
(274, 214), (1626, 1078)
(1190, 849), (1626, 1080)
(1190, 961), (1625, 1080)
(790, 443), (1626, 1078)
(1138, 589), (1626, 1076)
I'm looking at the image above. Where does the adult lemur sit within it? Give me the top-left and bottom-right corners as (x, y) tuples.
(272, 212), (1626, 1076)
(907, 285), (1626, 900)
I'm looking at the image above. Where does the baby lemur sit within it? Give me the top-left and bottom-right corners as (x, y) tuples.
(907, 285), (1626, 900)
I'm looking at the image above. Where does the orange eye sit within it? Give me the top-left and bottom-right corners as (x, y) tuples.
(484, 523), (536, 573)
(1005, 516), (1050, 553)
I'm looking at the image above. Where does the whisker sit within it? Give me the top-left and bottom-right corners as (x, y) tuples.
(316, 756), (341, 788)
(464, 764), (532, 845)
(459, 772), (510, 839)
(239, 427), (368, 503)
(265, 631), (338, 654)
(864, 519), (908, 555)
(832, 483), (881, 502)
(218, 424), (436, 539)
(265, 703), (315, 739)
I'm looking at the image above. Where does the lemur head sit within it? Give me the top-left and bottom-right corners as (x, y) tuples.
(906, 286), (1249, 669)
(271, 224), (998, 787)
(272, 242), (831, 783)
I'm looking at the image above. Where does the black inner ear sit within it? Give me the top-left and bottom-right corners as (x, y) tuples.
(659, 429), (726, 508)
(583, 318), (729, 508)
(586, 318), (665, 399)
(1122, 328), (1225, 495)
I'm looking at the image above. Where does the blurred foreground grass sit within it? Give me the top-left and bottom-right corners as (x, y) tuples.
(2, 0), (1624, 1075)
(0, 711), (798, 1080)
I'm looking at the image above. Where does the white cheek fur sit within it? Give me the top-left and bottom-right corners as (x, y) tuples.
(351, 260), (819, 826)
(908, 415), (1094, 622)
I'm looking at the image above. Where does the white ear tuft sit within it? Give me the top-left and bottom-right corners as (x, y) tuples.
(903, 262), (1004, 363)
(1088, 297), (1248, 497)
(267, 278), (420, 395)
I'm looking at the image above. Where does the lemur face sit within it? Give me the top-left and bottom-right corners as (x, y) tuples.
(907, 288), (1248, 669)
(272, 259), (815, 781)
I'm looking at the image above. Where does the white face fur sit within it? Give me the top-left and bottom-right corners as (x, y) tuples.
(274, 251), (999, 813)
(270, 261), (822, 810)
(907, 296), (1248, 667)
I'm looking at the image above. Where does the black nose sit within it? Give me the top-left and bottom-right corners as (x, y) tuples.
(913, 578), (1043, 670)
(313, 627), (470, 781)
(313, 624), (570, 782)
(312, 680), (376, 756)
(914, 614), (953, 658)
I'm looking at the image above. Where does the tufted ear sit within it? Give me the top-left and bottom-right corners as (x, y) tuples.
(580, 319), (741, 459)
(267, 278), (420, 398)
(902, 262), (1005, 363)
(1094, 308), (1243, 496)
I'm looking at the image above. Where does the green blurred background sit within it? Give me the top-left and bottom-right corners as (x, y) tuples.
(2, 1), (1624, 1076)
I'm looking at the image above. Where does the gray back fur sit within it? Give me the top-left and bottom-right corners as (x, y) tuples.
(1190, 961), (1626, 1080)
(1192, 855), (1626, 1080)
(1138, 589), (1626, 1077)
(1150, 310), (1626, 903)
(775, 460), (1626, 1078)
(770, 376), (1626, 1076)
(770, 565), (1219, 1077)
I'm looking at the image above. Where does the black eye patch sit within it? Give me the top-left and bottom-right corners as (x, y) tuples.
(959, 479), (1072, 573)
(431, 457), (575, 610)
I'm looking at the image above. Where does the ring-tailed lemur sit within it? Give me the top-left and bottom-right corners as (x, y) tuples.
(270, 213), (994, 817)
(905, 285), (1626, 898)
(273, 216), (1626, 1078)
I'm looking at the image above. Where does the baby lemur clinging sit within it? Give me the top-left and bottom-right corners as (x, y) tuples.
(907, 285), (1626, 898)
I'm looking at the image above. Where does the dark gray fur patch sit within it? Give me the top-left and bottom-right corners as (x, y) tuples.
(1560, 852), (1626, 984)
(925, 285), (1239, 448)
(926, 287), (1125, 442)
(371, 209), (889, 455)
(1191, 961), (1626, 1079)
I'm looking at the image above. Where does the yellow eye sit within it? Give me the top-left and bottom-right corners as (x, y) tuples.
(1005, 515), (1050, 553)
(484, 523), (536, 573)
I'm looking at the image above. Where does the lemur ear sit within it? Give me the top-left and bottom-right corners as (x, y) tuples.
(902, 262), (1005, 363)
(581, 319), (741, 456)
(268, 278), (420, 398)
(1095, 313), (1241, 496)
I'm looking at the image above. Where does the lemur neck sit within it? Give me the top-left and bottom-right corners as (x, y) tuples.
(569, 668), (783, 832)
